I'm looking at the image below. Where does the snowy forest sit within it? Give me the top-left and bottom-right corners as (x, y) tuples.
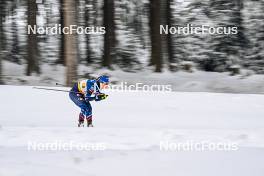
(1, 1), (264, 174)
(0, 0), (264, 87)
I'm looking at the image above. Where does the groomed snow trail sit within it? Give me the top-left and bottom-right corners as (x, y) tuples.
(0, 86), (264, 176)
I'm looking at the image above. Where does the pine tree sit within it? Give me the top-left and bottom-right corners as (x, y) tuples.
(160, 0), (175, 71)
(0, 0), (4, 84)
(27, 0), (40, 75)
(114, 0), (143, 71)
(149, 0), (162, 72)
(169, 0), (195, 67)
(56, 0), (65, 65)
(64, 0), (78, 86)
(207, 0), (247, 72)
(185, 0), (211, 70)
(84, 0), (93, 64)
(103, 0), (116, 68)
(166, 0), (175, 71)
(243, 0), (264, 73)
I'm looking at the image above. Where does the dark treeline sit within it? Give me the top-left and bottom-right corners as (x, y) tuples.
(0, 0), (263, 86)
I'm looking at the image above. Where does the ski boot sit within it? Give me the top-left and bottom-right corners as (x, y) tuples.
(86, 115), (93, 127)
(78, 113), (85, 127)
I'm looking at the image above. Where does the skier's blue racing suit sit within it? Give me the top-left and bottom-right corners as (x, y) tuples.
(69, 79), (105, 124)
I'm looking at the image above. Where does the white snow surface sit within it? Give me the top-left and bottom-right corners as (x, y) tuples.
(3, 60), (264, 94)
(0, 85), (264, 176)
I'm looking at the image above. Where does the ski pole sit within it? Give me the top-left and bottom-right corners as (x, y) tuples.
(55, 82), (66, 86)
(32, 87), (81, 94)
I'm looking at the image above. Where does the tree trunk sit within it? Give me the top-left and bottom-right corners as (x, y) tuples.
(149, 0), (162, 72)
(56, 0), (65, 65)
(64, 0), (78, 86)
(27, 0), (39, 76)
(11, 1), (20, 64)
(102, 0), (115, 68)
(0, 2), (4, 84)
(160, 0), (168, 66)
(160, 0), (174, 71)
(85, 0), (92, 64)
(166, 0), (174, 70)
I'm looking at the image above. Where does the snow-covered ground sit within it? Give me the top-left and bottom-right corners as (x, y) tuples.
(0, 85), (264, 176)
(3, 60), (264, 94)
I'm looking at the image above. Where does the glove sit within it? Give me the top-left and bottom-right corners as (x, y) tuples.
(96, 94), (108, 101)
(98, 94), (108, 100)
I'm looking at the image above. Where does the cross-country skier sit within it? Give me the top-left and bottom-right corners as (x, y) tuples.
(69, 75), (109, 127)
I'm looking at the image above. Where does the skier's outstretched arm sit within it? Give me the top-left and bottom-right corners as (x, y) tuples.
(84, 92), (108, 102)
(84, 95), (96, 101)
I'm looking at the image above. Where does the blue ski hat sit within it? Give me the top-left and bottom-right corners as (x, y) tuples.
(97, 75), (109, 83)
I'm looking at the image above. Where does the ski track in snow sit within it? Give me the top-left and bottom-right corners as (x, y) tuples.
(0, 86), (264, 176)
